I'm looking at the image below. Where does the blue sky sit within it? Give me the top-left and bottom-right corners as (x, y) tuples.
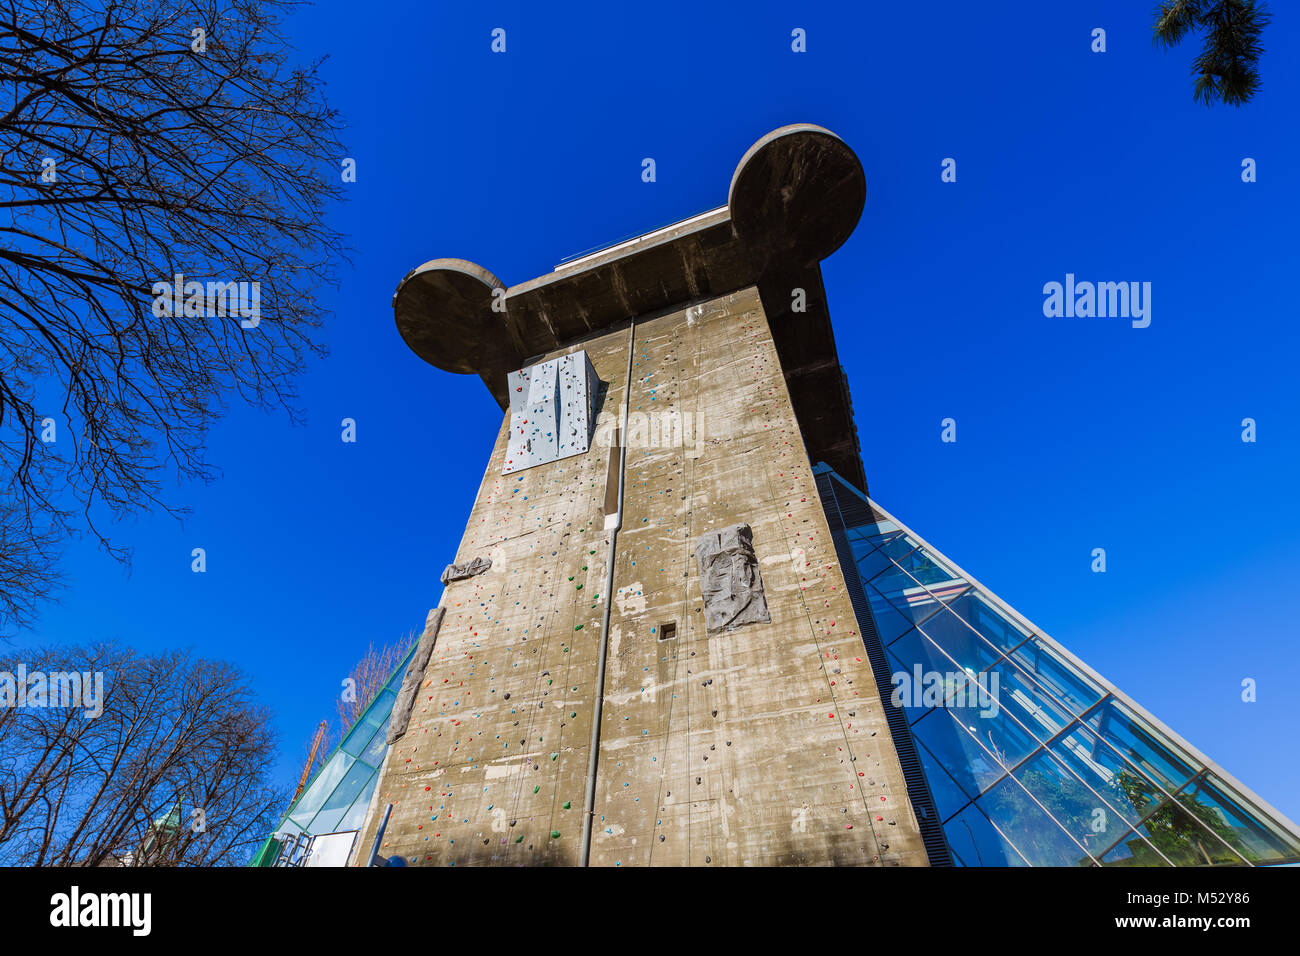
(17, 0), (1300, 824)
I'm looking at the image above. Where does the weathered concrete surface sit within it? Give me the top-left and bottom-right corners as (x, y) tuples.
(354, 325), (631, 865)
(587, 290), (926, 867)
(358, 287), (928, 866)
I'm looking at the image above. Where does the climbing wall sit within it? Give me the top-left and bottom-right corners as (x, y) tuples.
(353, 329), (628, 866)
(588, 288), (929, 866)
(358, 286), (928, 866)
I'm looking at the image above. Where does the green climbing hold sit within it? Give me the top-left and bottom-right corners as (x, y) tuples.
(551, 753), (558, 761)
(574, 624), (584, 631)
(575, 584), (583, 590)
(570, 711), (577, 718)
(562, 801), (571, 809)
(551, 830), (561, 840)
(534, 785), (540, 793)
(515, 835), (524, 843)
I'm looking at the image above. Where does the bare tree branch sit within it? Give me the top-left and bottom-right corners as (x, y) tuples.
(0, 0), (346, 633)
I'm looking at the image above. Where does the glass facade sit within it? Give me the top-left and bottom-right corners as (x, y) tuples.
(255, 643), (415, 864)
(816, 465), (1300, 867)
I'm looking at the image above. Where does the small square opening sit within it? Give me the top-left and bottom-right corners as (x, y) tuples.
(658, 621), (677, 642)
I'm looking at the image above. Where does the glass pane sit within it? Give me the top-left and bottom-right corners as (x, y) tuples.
(861, 521), (901, 540)
(1175, 774), (1300, 865)
(978, 775), (1094, 866)
(896, 545), (967, 591)
(913, 607), (1007, 674)
(869, 593), (918, 645)
(1013, 750), (1117, 860)
(341, 705), (384, 756)
(337, 792), (374, 833)
(1126, 798), (1245, 866)
(289, 751), (355, 828)
(944, 803), (1028, 867)
(1009, 638), (1104, 715)
(886, 645), (940, 727)
(1083, 698), (1197, 792)
(867, 566), (946, 627)
(915, 736), (973, 822)
(887, 629), (1002, 730)
(359, 716), (391, 767)
(942, 684), (1043, 775)
(1049, 721), (1164, 828)
(942, 591), (1031, 658)
(850, 536), (895, 581)
(912, 708), (1012, 796)
(1099, 829), (1172, 867)
(873, 532), (923, 565)
(949, 660), (1072, 745)
(308, 757), (374, 834)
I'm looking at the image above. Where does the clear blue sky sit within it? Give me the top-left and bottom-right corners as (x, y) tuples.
(17, 0), (1300, 824)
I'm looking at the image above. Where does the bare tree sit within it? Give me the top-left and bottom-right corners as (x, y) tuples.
(292, 635), (412, 787)
(0, 0), (345, 633)
(336, 636), (410, 732)
(0, 641), (287, 865)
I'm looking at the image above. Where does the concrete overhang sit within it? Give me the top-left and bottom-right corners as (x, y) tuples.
(394, 123), (868, 491)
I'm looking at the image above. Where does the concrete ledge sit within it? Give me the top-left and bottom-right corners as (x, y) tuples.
(393, 124), (869, 491)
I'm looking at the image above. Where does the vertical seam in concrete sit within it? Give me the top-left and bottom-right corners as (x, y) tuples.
(647, 313), (697, 864)
(747, 302), (887, 866)
(580, 319), (635, 866)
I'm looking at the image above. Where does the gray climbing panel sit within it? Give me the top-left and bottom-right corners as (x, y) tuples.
(504, 350), (598, 474)
(694, 523), (771, 632)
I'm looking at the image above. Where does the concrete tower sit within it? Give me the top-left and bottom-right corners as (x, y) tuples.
(357, 125), (930, 866)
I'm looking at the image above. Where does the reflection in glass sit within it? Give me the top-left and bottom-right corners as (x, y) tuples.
(1082, 698), (1196, 792)
(1176, 774), (1300, 865)
(915, 607), (1007, 673)
(944, 803), (1027, 866)
(1012, 749), (1115, 860)
(1119, 798), (1243, 866)
(941, 591), (1030, 659)
(289, 751), (354, 829)
(1009, 638), (1104, 716)
(945, 662), (1072, 747)
(1099, 829), (1171, 867)
(1049, 721), (1163, 828)
(867, 584), (922, 644)
(814, 471), (1300, 867)
(867, 564), (946, 627)
(915, 737), (973, 822)
(978, 774), (1093, 867)
(913, 708), (1012, 796)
